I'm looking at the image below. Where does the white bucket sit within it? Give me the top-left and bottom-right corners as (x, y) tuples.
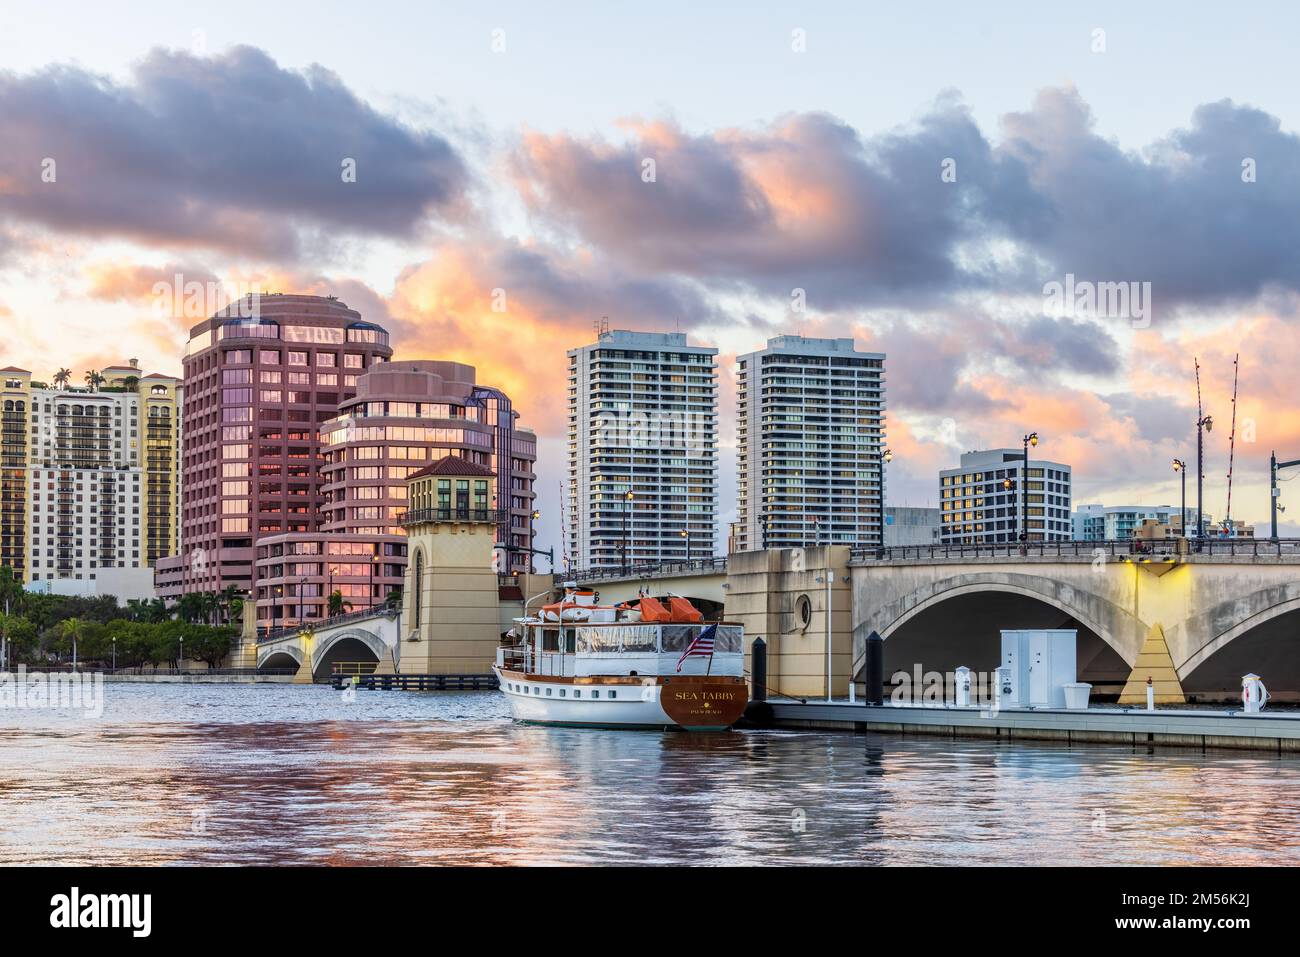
(1063, 682), (1092, 710)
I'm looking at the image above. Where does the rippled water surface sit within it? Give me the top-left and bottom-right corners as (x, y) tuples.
(2, 683), (1299, 865)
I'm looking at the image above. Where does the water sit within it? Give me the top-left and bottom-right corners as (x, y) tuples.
(2, 683), (1299, 866)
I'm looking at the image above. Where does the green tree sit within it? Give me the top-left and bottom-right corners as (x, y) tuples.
(327, 590), (352, 617)
(189, 625), (235, 669)
(0, 612), (37, 665)
(53, 368), (72, 390)
(217, 586), (243, 624)
(59, 617), (85, 665)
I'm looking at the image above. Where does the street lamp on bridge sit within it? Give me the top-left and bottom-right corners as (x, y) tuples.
(1021, 432), (1038, 550)
(881, 447), (892, 551)
(1172, 459), (1187, 538)
(1196, 414), (1213, 546)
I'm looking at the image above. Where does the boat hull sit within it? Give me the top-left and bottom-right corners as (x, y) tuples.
(494, 668), (748, 731)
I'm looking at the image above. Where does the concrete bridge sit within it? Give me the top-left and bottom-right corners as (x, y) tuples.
(570, 540), (1300, 701)
(850, 540), (1300, 701)
(253, 607), (402, 683)
(230, 540), (1300, 699)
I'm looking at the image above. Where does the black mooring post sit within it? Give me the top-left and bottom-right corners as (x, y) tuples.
(751, 637), (767, 702)
(865, 630), (884, 706)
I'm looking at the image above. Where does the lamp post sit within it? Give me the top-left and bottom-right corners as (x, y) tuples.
(531, 509), (540, 573)
(881, 448), (892, 550)
(178, 635), (184, 673)
(1021, 432), (1039, 550)
(1270, 451), (1300, 541)
(370, 551), (381, 610)
(622, 490), (634, 573)
(680, 527), (690, 564)
(1172, 459), (1187, 537)
(1196, 414), (1213, 545)
(112, 636), (117, 671)
(1002, 476), (1016, 544)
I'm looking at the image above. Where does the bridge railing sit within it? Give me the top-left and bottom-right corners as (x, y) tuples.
(851, 538), (1300, 563)
(257, 603), (401, 644)
(561, 556), (729, 583)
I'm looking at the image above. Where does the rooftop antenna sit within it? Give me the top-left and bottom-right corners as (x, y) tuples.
(1224, 353), (1240, 531)
(595, 316), (609, 339)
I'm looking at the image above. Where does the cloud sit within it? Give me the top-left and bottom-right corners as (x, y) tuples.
(512, 87), (1300, 321)
(0, 46), (469, 259)
(385, 235), (734, 433)
(998, 87), (1300, 311)
(512, 101), (1040, 308)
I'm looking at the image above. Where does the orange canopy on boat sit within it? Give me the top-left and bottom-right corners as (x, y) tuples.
(634, 596), (703, 623)
(666, 597), (704, 623)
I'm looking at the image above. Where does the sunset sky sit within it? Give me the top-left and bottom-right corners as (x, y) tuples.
(5, 1), (1300, 552)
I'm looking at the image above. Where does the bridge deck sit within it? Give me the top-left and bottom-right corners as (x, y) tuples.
(757, 700), (1300, 753)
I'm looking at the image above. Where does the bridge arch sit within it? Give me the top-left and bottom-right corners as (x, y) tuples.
(258, 646), (302, 671)
(312, 629), (389, 680)
(855, 571), (1143, 688)
(1179, 585), (1300, 698)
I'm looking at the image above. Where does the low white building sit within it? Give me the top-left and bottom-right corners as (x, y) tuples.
(1073, 504), (1211, 541)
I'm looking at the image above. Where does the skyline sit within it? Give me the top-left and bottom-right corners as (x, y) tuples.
(4, 5), (1300, 556)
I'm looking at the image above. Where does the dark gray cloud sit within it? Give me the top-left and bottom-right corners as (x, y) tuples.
(0, 46), (468, 258)
(514, 100), (1041, 308)
(514, 87), (1300, 321)
(998, 88), (1300, 312)
(1103, 393), (1197, 445)
(996, 315), (1120, 376)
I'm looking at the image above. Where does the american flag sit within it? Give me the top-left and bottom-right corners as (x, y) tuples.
(676, 624), (718, 672)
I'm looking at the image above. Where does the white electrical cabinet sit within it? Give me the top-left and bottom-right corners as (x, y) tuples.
(999, 630), (1077, 708)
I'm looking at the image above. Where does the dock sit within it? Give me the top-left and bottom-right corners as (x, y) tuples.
(751, 699), (1300, 753)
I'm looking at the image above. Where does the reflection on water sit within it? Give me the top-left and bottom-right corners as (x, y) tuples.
(2, 683), (1299, 865)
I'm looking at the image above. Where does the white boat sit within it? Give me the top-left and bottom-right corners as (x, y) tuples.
(493, 584), (748, 731)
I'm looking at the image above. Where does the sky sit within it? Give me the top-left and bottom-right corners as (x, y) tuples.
(4, 1), (1300, 555)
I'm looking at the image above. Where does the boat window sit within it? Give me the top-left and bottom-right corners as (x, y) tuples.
(714, 625), (743, 653)
(541, 629), (561, 652)
(660, 626), (694, 653)
(620, 627), (657, 653)
(592, 690), (600, 699)
(546, 687), (552, 696)
(608, 690), (617, 699)
(564, 628), (576, 653)
(573, 689), (581, 698)
(559, 689), (566, 697)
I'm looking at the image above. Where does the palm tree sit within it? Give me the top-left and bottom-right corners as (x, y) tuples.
(217, 586), (243, 624)
(327, 590), (353, 618)
(60, 618), (83, 667)
(83, 370), (104, 392)
(53, 368), (72, 390)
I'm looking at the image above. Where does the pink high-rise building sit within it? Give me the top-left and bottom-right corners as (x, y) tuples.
(160, 294), (393, 599)
(251, 359), (538, 630)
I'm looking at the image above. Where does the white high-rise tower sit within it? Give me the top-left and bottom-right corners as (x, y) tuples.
(566, 329), (718, 571)
(735, 336), (886, 551)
